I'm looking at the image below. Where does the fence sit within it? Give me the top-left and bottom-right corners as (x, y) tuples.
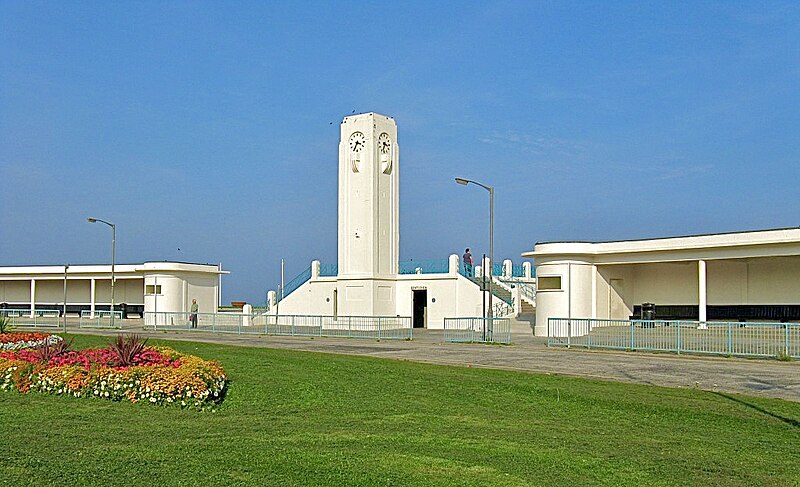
(443, 317), (512, 344)
(79, 310), (124, 329)
(548, 318), (800, 359)
(1, 309), (60, 328)
(399, 259), (449, 275)
(144, 312), (413, 340)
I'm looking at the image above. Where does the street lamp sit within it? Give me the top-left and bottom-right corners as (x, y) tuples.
(87, 217), (115, 328)
(455, 177), (495, 325)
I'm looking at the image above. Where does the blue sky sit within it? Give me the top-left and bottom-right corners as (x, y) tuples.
(2, 1), (799, 303)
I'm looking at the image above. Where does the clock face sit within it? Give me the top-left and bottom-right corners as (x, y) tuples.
(349, 132), (365, 152)
(378, 133), (391, 154)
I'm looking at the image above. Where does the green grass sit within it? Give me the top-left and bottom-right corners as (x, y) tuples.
(1, 334), (799, 486)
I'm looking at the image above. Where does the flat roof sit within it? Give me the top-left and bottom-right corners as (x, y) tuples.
(525, 227), (800, 260)
(533, 226), (800, 246)
(0, 262), (228, 276)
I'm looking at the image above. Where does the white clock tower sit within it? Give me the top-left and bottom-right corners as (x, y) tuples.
(337, 112), (400, 315)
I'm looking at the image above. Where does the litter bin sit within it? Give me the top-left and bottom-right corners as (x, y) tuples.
(641, 303), (656, 325)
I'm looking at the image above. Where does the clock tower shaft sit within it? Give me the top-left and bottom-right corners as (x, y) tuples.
(338, 112), (399, 279)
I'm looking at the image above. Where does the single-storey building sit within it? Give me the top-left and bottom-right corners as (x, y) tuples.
(0, 262), (226, 317)
(524, 228), (800, 336)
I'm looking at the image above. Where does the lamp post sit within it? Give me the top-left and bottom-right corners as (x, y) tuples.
(63, 264), (69, 333)
(87, 217), (115, 328)
(455, 177), (495, 325)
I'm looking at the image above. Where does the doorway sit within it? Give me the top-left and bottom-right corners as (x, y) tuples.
(412, 289), (427, 328)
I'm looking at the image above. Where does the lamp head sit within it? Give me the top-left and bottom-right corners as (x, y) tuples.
(87, 217), (97, 223)
(455, 177), (469, 186)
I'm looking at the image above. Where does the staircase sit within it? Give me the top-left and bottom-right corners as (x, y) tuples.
(464, 275), (513, 305)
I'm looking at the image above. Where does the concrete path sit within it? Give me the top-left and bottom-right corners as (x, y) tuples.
(65, 324), (800, 402)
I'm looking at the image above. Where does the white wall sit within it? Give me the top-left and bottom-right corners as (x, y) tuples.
(269, 272), (489, 330)
(534, 262), (593, 336)
(143, 272), (219, 314)
(0, 281), (30, 303)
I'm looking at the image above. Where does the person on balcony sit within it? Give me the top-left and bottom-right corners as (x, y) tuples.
(463, 248), (474, 277)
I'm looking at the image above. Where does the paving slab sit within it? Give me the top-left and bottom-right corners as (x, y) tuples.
(62, 323), (800, 402)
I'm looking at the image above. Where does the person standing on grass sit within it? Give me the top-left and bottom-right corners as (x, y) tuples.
(463, 248), (474, 277)
(190, 299), (199, 328)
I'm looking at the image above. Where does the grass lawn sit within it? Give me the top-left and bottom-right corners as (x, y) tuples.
(1, 334), (798, 486)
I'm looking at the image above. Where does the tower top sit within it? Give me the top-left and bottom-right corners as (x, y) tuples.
(342, 112), (395, 124)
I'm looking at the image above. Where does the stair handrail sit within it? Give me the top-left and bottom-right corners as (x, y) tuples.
(498, 276), (536, 303)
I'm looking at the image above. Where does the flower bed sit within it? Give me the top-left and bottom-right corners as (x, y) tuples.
(0, 332), (62, 351)
(0, 339), (226, 410)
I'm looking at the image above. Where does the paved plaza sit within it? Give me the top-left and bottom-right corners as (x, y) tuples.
(57, 319), (800, 402)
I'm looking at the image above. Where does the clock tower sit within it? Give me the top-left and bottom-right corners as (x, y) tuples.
(337, 112), (399, 315)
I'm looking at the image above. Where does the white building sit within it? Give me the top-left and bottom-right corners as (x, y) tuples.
(0, 262), (226, 317)
(267, 112), (535, 328)
(525, 228), (800, 336)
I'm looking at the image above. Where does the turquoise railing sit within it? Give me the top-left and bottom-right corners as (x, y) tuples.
(399, 259), (449, 275)
(492, 263), (503, 276)
(511, 264), (525, 277)
(319, 263), (338, 277)
(547, 318), (800, 359)
(277, 266), (311, 303)
(444, 317), (512, 344)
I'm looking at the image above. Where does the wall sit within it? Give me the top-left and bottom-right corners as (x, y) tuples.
(740, 256), (800, 304)
(268, 273), (488, 329)
(534, 261), (594, 336)
(0, 280), (30, 303)
(143, 272), (218, 314)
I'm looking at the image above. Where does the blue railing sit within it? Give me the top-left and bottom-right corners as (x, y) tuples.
(399, 259), (449, 275)
(548, 318), (800, 359)
(277, 266), (312, 303)
(511, 264), (525, 277)
(458, 261), (474, 278)
(319, 263), (338, 277)
(444, 317), (512, 344)
(492, 263), (503, 276)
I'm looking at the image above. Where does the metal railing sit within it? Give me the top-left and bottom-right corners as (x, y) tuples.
(277, 266), (312, 303)
(498, 277), (536, 304)
(144, 312), (413, 340)
(548, 318), (800, 359)
(319, 263), (338, 277)
(444, 317), (512, 344)
(398, 259), (449, 275)
(79, 310), (124, 329)
(1, 309), (60, 328)
(511, 264), (525, 277)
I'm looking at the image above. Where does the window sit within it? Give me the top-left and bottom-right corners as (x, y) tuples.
(537, 276), (562, 291)
(145, 285), (162, 295)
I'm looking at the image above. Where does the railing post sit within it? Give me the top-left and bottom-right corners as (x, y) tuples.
(348, 316), (352, 338)
(676, 321), (681, 355)
(785, 323), (790, 357)
(630, 320), (635, 350)
(587, 319), (592, 349)
(567, 319), (571, 349)
(728, 322), (732, 355)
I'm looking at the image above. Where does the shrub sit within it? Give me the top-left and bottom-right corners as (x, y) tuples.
(0, 316), (13, 334)
(109, 334), (148, 367)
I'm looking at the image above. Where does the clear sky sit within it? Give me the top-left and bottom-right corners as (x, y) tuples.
(2, 1), (799, 304)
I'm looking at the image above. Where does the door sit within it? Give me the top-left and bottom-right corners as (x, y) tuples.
(412, 289), (427, 328)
